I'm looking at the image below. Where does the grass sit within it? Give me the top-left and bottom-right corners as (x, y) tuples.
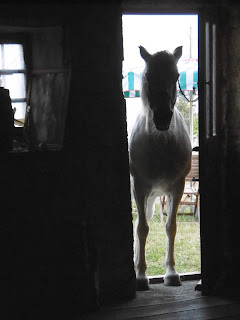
(132, 200), (201, 276)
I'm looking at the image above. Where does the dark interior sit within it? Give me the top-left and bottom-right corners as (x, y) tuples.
(1, 0), (240, 317)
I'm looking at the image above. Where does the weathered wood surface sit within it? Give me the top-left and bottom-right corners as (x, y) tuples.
(78, 281), (240, 320)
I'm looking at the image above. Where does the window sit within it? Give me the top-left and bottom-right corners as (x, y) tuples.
(0, 43), (27, 126)
(204, 22), (217, 138)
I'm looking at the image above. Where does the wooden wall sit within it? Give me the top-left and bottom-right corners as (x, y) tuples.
(0, 2), (135, 317)
(216, 7), (240, 295)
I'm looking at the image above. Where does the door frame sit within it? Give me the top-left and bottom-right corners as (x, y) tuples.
(122, 4), (226, 292)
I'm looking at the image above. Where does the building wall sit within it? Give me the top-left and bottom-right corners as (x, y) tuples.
(65, 3), (135, 303)
(0, 2), (135, 317)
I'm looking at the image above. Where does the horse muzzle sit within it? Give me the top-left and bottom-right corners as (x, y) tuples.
(153, 110), (173, 131)
(155, 123), (170, 131)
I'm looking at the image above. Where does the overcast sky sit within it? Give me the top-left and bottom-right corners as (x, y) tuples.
(122, 14), (198, 73)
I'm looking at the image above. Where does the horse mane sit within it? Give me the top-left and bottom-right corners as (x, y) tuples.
(152, 50), (172, 60)
(149, 50), (176, 70)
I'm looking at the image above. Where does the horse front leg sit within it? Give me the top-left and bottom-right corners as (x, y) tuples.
(133, 180), (150, 290)
(164, 181), (184, 286)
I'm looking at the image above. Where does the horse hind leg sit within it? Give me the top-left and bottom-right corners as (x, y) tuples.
(147, 195), (164, 223)
(146, 196), (157, 221)
(164, 181), (184, 286)
(133, 182), (150, 290)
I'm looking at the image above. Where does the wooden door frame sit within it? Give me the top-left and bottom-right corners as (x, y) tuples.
(121, 5), (227, 292)
(198, 7), (227, 295)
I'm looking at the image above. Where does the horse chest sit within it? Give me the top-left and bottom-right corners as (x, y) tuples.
(129, 116), (191, 188)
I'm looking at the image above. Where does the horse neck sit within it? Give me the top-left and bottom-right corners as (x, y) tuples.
(140, 78), (154, 130)
(141, 97), (178, 136)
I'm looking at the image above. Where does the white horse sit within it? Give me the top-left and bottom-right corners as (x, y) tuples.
(129, 46), (192, 290)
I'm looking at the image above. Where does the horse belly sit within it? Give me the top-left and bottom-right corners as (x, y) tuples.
(130, 136), (191, 191)
(130, 148), (186, 191)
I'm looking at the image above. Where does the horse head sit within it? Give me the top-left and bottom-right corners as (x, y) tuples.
(140, 45), (182, 131)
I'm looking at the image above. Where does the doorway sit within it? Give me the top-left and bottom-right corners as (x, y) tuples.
(122, 14), (201, 279)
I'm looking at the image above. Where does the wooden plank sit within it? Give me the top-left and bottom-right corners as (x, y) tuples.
(0, 69), (26, 74)
(213, 316), (240, 320)
(14, 119), (24, 126)
(149, 271), (201, 284)
(102, 281), (201, 311)
(102, 295), (202, 312)
(180, 201), (198, 205)
(177, 212), (195, 215)
(80, 297), (240, 320)
(131, 303), (240, 320)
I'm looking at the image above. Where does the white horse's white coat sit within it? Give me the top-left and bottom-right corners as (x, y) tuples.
(129, 46), (192, 290)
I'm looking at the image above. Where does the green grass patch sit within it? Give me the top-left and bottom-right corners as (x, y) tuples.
(132, 200), (201, 276)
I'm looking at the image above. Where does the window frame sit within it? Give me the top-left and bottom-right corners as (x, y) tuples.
(0, 33), (31, 126)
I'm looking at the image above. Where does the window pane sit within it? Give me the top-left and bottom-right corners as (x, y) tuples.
(1, 44), (25, 70)
(12, 102), (26, 121)
(1, 74), (26, 99)
(212, 24), (217, 136)
(0, 43), (27, 126)
(205, 22), (210, 138)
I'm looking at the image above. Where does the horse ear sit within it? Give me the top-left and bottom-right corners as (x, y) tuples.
(139, 46), (151, 62)
(173, 46), (183, 62)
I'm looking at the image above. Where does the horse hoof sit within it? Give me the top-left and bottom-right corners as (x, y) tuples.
(136, 277), (150, 291)
(164, 273), (182, 286)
